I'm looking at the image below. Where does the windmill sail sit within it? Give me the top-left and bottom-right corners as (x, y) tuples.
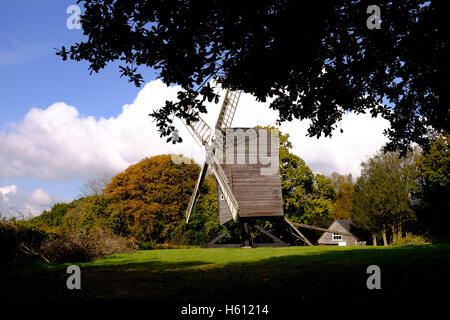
(206, 150), (239, 221)
(215, 89), (241, 130)
(186, 161), (209, 223)
(184, 107), (212, 146)
(215, 181), (233, 225)
(181, 89), (243, 225)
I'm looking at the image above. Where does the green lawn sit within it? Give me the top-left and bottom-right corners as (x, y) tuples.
(1, 245), (449, 303)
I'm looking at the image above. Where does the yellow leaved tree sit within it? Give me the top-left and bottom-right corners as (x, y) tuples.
(104, 155), (199, 244)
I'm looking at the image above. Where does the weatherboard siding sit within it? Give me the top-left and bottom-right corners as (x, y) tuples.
(318, 220), (359, 246)
(216, 128), (283, 224)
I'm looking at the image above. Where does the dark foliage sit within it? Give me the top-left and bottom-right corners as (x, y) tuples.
(58, 0), (448, 152)
(39, 228), (136, 263)
(414, 134), (450, 242)
(0, 222), (48, 268)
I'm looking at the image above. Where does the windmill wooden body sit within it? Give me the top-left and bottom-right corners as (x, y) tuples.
(181, 90), (288, 247)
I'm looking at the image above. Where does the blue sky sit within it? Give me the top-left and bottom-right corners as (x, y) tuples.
(0, 0), (156, 127)
(0, 1), (391, 218)
(0, 1), (157, 201)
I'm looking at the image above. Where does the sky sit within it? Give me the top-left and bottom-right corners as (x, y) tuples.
(0, 1), (390, 219)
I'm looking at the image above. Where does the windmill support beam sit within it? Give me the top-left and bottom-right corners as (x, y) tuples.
(284, 217), (313, 246)
(243, 222), (250, 247)
(291, 221), (353, 237)
(252, 224), (289, 248)
(204, 219), (289, 248)
(204, 230), (241, 248)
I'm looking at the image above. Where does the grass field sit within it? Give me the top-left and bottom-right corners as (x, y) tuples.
(1, 245), (449, 304)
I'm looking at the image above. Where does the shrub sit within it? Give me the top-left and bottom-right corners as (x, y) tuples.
(392, 233), (431, 246)
(40, 228), (136, 263)
(0, 222), (48, 268)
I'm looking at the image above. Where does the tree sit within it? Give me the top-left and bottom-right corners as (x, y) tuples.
(30, 202), (76, 230)
(62, 195), (113, 232)
(351, 149), (418, 245)
(80, 175), (112, 196)
(330, 173), (354, 220)
(170, 175), (228, 245)
(277, 128), (335, 226)
(58, 0), (448, 152)
(351, 174), (384, 246)
(415, 134), (450, 241)
(104, 155), (199, 243)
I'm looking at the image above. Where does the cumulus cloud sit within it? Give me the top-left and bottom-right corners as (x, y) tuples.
(188, 87), (390, 177)
(29, 188), (52, 206)
(0, 185), (18, 203)
(0, 79), (389, 184)
(0, 80), (187, 180)
(0, 185), (60, 218)
(281, 112), (389, 177)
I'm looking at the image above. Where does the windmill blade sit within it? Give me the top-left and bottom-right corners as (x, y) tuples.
(215, 89), (241, 130)
(183, 107), (212, 147)
(206, 150), (239, 221)
(186, 161), (209, 223)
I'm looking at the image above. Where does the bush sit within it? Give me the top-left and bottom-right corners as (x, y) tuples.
(0, 222), (48, 269)
(40, 228), (137, 263)
(392, 234), (431, 246)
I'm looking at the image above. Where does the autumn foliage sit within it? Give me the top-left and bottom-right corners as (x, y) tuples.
(104, 155), (199, 243)
(3, 133), (446, 268)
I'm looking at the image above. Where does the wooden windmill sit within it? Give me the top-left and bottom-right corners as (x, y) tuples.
(178, 89), (360, 247)
(180, 89), (290, 247)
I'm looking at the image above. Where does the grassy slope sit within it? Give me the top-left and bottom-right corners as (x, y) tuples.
(1, 245), (449, 303)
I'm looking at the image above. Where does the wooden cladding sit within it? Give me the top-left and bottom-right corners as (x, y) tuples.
(216, 128), (283, 224)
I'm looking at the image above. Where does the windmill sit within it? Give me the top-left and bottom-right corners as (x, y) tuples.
(179, 89), (291, 247)
(177, 89), (358, 247)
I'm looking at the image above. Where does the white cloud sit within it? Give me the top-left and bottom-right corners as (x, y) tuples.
(0, 80), (188, 180)
(0, 79), (389, 185)
(29, 188), (52, 206)
(282, 112), (389, 177)
(0, 185), (17, 196)
(0, 185), (17, 203)
(196, 88), (389, 177)
(0, 185), (60, 218)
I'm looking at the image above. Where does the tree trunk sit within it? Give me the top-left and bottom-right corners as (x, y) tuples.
(372, 233), (377, 246)
(382, 230), (388, 246)
(392, 227), (397, 243)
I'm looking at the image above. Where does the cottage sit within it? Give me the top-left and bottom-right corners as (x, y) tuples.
(318, 220), (362, 246)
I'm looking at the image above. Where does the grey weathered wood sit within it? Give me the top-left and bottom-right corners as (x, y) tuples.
(284, 217), (313, 246)
(209, 150), (240, 221)
(243, 222), (250, 247)
(216, 128), (283, 222)
(292, 222), (353, 237)
(184, 107), (212, 146)
(317, 220), (360, 246)
(205, 221), (289, 248)
(215, 89), (241, 129)
(186, 161), (209, 223)
(204, 230), (230, 248)
(254, 224), (284, 243)
(216, 182), (233, 225)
